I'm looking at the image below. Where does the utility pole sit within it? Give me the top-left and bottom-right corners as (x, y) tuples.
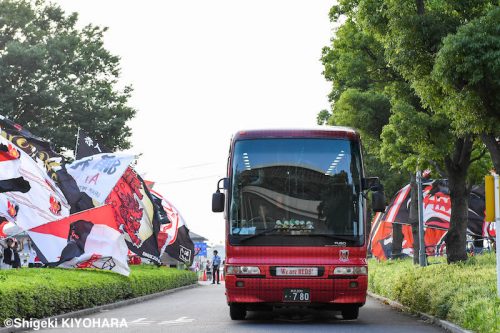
(416, 171), (427, 267)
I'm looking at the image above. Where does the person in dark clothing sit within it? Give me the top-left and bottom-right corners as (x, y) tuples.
(3, 238), (21, 268)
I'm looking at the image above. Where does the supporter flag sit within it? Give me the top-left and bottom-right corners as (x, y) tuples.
(106, 167), (162, 265)
(75, 129), (110, 160)
(152, 191), (195, 265)
(369, 179), (486, 260)
(67, 153), (135, 203)
(0, 115), (93, 212)
(0, 136), (70, 230)
(28, 205), (130, 276)
(0, 218), (22, 238)
(0, 142), (30, 193)
(75, 130), (163, 265)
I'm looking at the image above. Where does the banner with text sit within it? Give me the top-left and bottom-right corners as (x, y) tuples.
(67, 153), (134, 203)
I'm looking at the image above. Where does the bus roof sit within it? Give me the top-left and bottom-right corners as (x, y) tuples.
(232, 127), (360, 141)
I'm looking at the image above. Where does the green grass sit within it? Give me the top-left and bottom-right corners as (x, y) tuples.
(368, 253), (500, 333)
(0, 265), (197, 323)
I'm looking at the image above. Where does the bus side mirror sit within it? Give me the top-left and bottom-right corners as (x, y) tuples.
(371, 190), (386, 212)
(362, 177), (380, 191)
(212, 178), (228, 213)
(363, 177), (385, 212)
(212, 191), (225, 212)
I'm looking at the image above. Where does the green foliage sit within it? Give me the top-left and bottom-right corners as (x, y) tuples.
(0, 265), (197, 323)
(369, 253), (500, 333)
(433, 7), (500, 135)
(320, 13), (408, 196)
(331, 89), (390, 153)
(0, 0), (135, 151)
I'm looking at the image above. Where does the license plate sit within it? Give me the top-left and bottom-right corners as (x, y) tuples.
(276, 267), (318, 276)
(283, 289), (310, 302)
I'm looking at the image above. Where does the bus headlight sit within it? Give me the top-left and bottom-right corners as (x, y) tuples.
(226, 266), (261, 275)
(333, 266), (367, 275)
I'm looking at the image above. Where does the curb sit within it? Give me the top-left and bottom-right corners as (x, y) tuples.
(0, 283), (199, 333)
(367, 291), (473, 333)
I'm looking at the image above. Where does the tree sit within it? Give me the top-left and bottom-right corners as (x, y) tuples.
(0, 0), (135, 151)
(433, 7), (500, 173)
(362, 0), (494, 263)
(325, 0), (493, 262)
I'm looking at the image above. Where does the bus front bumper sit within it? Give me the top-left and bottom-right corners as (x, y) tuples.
(225, 275), (367, 306)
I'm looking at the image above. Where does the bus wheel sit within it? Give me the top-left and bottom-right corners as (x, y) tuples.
(341, 306), (359, 320)
(229, 304), (247, 320)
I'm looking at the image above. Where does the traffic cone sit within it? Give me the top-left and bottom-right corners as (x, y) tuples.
(202, 270), (207, 281)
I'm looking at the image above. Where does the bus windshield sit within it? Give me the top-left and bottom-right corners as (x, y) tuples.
(229, 138), (364, 247)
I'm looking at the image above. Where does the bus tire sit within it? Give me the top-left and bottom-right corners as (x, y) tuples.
(341, 306), (359, 320)
(229, 304), (247, 320)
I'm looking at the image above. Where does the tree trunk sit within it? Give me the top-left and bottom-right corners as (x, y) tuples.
(481, 133), (500, 173)
(408, 173), (419, 264)
(416, 0), (425, 15)
(392, 223), (403, 259)
(444, 137), (473, 263)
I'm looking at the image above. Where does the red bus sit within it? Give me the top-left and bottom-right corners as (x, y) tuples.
(212, 128), (385, 320)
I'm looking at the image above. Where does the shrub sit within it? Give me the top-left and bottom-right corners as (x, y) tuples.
(0, 265), (197, 323)
(369, 253), (499, 333)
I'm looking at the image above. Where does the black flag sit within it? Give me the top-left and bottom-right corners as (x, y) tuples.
(75, 129), (110, 160)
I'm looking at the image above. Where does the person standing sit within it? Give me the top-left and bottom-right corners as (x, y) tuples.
(3, 238), (21, 269)
(212, 250), (221, 284)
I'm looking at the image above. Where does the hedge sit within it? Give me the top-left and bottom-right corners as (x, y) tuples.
(0, 265), (197, 323)
(368, 253), (499, 333)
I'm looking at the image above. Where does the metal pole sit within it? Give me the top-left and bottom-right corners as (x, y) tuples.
(74, 127), (80, 160)
(417, 171), (427, 267)
(494, 174), (500, 297)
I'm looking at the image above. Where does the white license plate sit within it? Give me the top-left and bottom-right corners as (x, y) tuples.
(276, 267), (318, 276)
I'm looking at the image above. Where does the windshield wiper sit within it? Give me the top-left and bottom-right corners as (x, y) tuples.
(305, 234), (358, 241)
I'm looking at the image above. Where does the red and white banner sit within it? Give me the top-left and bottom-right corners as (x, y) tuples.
(152, 191), (194, 264)
(0, 141), (30, 194)
(28, 205), (130, 276)
(67, 153), (135, 203)
(0, 136), (70, 230)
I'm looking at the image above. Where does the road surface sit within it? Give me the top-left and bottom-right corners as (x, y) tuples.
(34, 281), (446, 333)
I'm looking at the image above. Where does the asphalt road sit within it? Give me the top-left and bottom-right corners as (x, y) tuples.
(34, 281), (446, 333)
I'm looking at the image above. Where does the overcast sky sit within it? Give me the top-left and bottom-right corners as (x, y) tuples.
(55, 0), (335, 245)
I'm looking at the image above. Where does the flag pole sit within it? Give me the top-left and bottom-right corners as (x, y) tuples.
(74, 127), (80, 160)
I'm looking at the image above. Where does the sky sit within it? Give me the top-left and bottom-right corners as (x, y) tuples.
(55, 0), (335, 245)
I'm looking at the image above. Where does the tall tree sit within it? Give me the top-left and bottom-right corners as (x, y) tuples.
(325, 0), (493, 262)
(0, 0), (135, 151)
(362, 0), (494, 263)
(432, 7), (500, 173)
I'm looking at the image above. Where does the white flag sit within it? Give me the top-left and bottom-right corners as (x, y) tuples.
(0, 136), (70, 230)
(67, 153), (135, 203)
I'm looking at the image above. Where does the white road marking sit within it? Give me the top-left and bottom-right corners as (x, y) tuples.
(128, 318), (155, 326)
(158, 317), (195, 325)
